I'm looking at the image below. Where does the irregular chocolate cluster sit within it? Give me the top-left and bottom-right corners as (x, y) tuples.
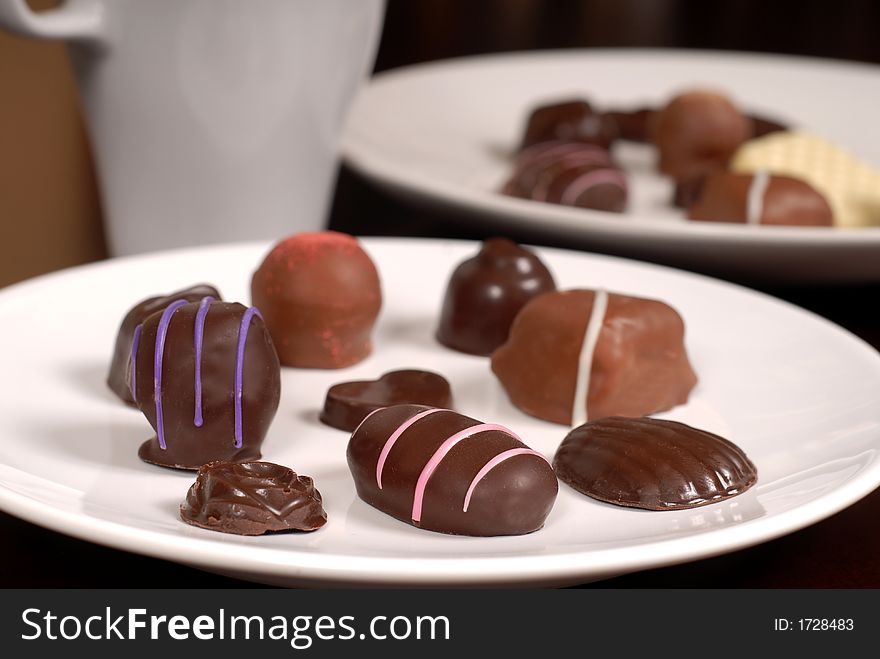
(554, 417), (758, 510)
(180, 461), (327, 535)
(347, 405), (558, 536)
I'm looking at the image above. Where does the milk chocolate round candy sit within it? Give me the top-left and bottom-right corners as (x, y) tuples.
(107, 284), (221, 405)
(651, 90), (750, 181)
(687, 171), (834, 226)
(320, 369), (453, 432)
(553, 417), (758, 510)
(251, 231), (382, 368)
(180, 461), (327, 535)
(347, 405), (558, 536)
(520, 99), (618, 150)
(133, 299), (281, 470)
(491, 289), (697, 426)
(436, 238), (556, 356)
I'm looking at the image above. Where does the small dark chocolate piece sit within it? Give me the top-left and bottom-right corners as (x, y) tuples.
(749, 114), (789, 139)
(180, 461), (327, 535)
(491, 289), (697, 426)
(107, 284), (221, 405)
(320, 369), (453, 432)
(134, 299), (281, 470)
(687, 171), (834, 226)
(251, 231), (382, 368)
(672, 176), (707, 209)
(347, 405), (558, 536)
(436, 238), (556, 356)
(554, 417), (758, 510)
(520, 99), (618, 150)
(604, 107), (656, 143)
(652, 90), (750, 181)
(502, 141), (628, 213)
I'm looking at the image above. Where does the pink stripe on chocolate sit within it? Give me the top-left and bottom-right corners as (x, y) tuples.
(462, 448), (549, 512)
(411, 423), (520, 522)
(376, 407), (446, 489)
(560, 168), (627, 206)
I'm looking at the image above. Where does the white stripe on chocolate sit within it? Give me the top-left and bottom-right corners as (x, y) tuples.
(571, 289), (608, 428)
(746, 170), (770, 225)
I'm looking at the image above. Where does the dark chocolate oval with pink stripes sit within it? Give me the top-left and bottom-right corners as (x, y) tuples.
(347, 405), (558, 536)
(554, 416), (757, 510)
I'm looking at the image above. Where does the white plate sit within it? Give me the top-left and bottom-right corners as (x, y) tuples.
(342, 50), (880, 282)
(1, 239), (879, 587)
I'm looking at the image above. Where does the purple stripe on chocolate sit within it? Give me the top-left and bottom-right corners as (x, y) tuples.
(234, 307), (263, 449)
(154, 299), (189, 450)
(129, 324), (142, 403)
(411, 423), (521, 523)
(462, 448), (549, 512)
(376, 407), (446, 489)
(192, 296), (215, 427)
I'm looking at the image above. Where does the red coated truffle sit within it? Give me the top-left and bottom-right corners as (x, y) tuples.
(251, 232), (382, 368)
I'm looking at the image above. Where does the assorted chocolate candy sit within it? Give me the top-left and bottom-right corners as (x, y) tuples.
(554, 417), (757, 510)
(687, 171), (833, 226)
(107, 284), (221, 405)
(502, 140), (628, 212)
(651, 89), (751, 182)
(519, 99), (618, 150)
(321, 369), (453, 432)
(132, 298), (280, 470)
(436, 238), (556, 355)
(347, 405), (558, 536)
(251, 231), (382, 368)
(492, 289), (698, 426)
(180, 461), (327, 535)
(104, 227), (762, 542)
(502, 87), (866, 227)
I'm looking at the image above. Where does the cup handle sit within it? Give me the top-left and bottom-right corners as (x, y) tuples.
(0, 0), (104, 42)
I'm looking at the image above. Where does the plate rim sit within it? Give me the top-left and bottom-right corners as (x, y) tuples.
(1, 237), (879, 586)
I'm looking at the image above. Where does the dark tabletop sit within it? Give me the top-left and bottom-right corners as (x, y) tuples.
(1, 166), (878, 589)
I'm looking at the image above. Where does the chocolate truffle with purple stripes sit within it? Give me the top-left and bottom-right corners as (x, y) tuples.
(347, 405), (558, 536)
(107, 284), (221, 406)
(132, 298), (281, 470)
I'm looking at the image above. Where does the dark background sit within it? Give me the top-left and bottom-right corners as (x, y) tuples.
(1, 0), (879, 588)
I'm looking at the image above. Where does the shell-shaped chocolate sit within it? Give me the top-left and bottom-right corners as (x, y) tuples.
(133, 299), (281, 470)
(347, 404), (558, 536)
(553, 417), (757, 510)
(107, 284), (221, 405)
(180, 461), (327, 535)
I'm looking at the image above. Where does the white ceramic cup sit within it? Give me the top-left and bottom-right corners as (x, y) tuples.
(0, 0), (385, 256)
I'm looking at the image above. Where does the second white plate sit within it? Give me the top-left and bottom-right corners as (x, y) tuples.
(342, 49), (880, 282)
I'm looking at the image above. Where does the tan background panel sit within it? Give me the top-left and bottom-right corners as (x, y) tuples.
(0, 0), (106, 289)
